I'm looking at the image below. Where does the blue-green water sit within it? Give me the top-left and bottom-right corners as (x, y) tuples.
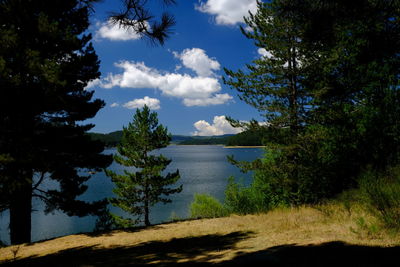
(0, 145), (263, 243)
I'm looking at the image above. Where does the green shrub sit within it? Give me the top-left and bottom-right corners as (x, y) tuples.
(189, 194), (229, 219)
(224, 176), (268, 214)
(359, 166), (400, 230)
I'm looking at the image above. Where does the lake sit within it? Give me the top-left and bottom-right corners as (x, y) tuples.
(0, 145), (263, 244)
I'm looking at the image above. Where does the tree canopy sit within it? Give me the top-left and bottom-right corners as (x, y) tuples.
(106, 106), (181, 227)
(0, 0), (112, 244)
(224, 0), (400, 206)
(0, 0), (178, 244)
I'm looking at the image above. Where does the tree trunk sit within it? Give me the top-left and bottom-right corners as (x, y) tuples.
(10, 174), (32, 244)
(144, 203), (150, 226)
(144, 183), (150, 226)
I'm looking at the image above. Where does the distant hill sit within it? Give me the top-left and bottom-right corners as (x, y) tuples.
(178, 135), (233, 145)
(88, 131), (122, 147)
(88, 129), (268, 147)
(87, 131), (234, 147)
(225, 129), (265, 146)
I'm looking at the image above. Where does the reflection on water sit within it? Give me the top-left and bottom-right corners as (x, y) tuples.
(0, 145), (263, 243)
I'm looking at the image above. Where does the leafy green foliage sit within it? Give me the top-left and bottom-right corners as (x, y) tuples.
(106, 106), (182, 227)
(359, 167), (400, 230)
(224, 177), (268, 214)
(189, 194), (228, 219)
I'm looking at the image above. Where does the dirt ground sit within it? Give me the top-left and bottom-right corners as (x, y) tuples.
(1, 205), (399, 266)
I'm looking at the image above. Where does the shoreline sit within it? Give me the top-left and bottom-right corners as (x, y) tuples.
(171, 144), (265, 148)
(224, 146), (265, 148)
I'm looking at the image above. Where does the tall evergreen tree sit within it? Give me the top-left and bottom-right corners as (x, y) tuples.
(0, 0), (112, 244)
(106, 105), (181, 227)
(277, 0), (400, 194)
(297, 0), (400, 171)
(224, 0), (316, 204)
(224, 0), (400, 206)
(224, 0), (310, 136)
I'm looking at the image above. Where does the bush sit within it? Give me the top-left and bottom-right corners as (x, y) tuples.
(224, 176), (268, 214)
(189, 194), (229, 219)
(359, 166), (400, 230)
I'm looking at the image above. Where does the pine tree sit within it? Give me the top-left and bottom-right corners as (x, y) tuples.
(223, 0), (313, 204)
(110, 0), (176, 45)
(224, 0), (400, 205)
(224, 0), (310, 136)
(106, 105), (181, 227)
(299, 0), (400, 171)
(0, 0), (112, 244)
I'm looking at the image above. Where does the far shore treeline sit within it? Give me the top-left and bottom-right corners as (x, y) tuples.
(88, 129), (266, 147)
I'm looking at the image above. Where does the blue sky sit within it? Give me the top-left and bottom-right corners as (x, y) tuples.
(86, 0), (264, 135)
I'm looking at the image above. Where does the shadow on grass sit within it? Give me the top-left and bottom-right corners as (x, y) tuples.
(4, 231), (253, 266)
(4, 236), (399, 266)
(219, 241), (400, 267)
(25, 219), (199, 245)
(85, 217), (203, 238)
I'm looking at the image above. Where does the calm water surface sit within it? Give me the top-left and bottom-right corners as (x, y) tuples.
(0, 145), (263, 244)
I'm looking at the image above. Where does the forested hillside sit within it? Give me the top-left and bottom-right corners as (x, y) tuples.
(88, 130), (268, 146)
(88, 131), (230, 146)
(226, 129), (266, 146)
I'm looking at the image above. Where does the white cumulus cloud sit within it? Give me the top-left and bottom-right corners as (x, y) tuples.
(122, 96), (161, 110)
(192, 115), (243, 136)
(108, 61), (221, 99)
(173, 48), (220, 77)
(110, 102), (119, 108)
(99, 49), (232, 107)
(183, 94), (232, 107)
(95, 19), (144, 41)
(196, 0), (258, 25)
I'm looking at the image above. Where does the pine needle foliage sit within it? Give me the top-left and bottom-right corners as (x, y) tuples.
(224, 0), (400, 209)
(223, 0), (315, 205)
(106, 105), (182, 227)
(0, 0), (112, 244)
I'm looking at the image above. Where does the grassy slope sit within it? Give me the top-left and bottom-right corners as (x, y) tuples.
(1, 203), (400, 266)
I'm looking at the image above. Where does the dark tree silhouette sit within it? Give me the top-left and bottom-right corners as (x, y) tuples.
(110, 0), (176, 45)
(0, 0), (112, 244)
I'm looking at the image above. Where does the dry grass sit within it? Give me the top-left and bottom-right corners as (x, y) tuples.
(1, 204), (399, 266)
